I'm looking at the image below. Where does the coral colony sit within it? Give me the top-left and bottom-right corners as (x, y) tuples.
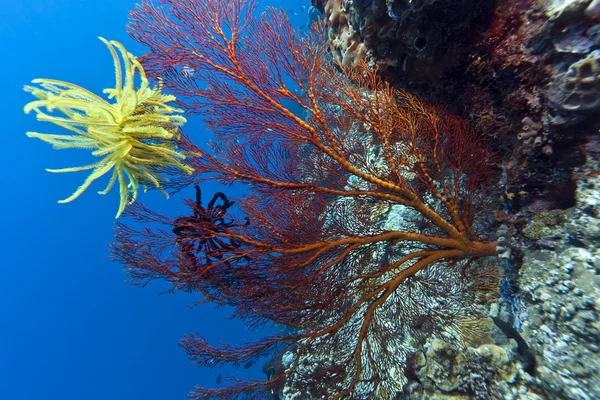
(24, 0), (600, 399)
(114, 0), (499, 397)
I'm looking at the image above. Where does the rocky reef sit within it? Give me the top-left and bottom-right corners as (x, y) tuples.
(401, 138), (600, 400)
(518, 136), (600, 400)
(403, 338), (541, 399)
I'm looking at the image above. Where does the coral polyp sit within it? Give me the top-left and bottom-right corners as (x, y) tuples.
(24, 37), (192, 217)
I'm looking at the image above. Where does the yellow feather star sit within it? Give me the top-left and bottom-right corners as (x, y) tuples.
(24, 37), (193, 218)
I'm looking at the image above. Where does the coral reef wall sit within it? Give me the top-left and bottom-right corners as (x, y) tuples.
(308, 0), (600, 398)
(312, 0), (494, 82)
(313, 0), (599, 234)
(518, 136), (600, 400)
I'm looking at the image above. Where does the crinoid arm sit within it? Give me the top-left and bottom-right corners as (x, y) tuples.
(24, 37), (192, 218)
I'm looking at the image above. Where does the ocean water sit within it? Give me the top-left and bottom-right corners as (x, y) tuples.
(1, 1), (308, 399)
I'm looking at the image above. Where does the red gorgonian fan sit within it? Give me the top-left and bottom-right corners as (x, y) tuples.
(112, 0), (500, 398)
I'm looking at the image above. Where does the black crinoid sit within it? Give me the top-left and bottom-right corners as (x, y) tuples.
(173, 185), (248, 264)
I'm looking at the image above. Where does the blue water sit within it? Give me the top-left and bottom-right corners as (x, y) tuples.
(1, 1), (309, 399)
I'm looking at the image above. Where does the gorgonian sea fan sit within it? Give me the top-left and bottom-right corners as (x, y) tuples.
(113, 0), (501, 398)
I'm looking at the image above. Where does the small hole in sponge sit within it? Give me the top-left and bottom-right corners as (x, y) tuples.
(413, 35), (427, 51)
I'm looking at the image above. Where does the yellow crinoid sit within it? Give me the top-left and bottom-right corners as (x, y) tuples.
(24, 37), (193, 218)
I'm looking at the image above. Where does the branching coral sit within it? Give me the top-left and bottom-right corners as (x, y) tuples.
(24, 37), (192, 217)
